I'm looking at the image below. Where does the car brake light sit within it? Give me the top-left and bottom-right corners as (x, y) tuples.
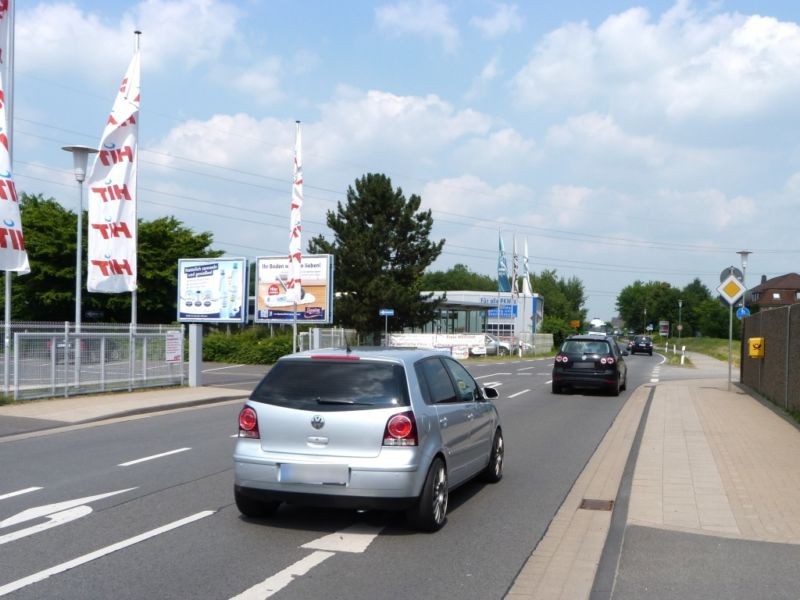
(600, 357), (615, 365)
(555, 354), (568, 363)
(383, 411), (418, 446)
(238, 407), (259, 439)
(311, 354), (360, 360)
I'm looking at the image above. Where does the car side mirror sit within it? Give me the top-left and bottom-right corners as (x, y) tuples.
(483, 386), (499, 399)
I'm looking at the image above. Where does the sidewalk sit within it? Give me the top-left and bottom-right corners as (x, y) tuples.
(507, 356), (800, 599)
(0, 385), (247, 438)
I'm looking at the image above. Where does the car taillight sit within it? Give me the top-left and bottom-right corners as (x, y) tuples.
(383, 411), (418, 446)
(238, 407), (259, 439)
(600, 357), (615, 365)
(555, 354), (568, 363)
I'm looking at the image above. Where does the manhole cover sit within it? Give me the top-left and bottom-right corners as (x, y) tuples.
(579, 499), (614, 511)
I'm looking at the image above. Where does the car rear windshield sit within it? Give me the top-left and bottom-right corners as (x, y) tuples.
(249, 359), (410, 411)
(562, 340), (611, 354)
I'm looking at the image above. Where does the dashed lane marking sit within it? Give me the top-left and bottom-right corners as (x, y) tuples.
(508, 389), (530, 399)
(118, 447), (191, 467)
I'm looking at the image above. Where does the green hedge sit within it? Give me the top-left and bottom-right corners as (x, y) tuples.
(203, 329), (293, 364)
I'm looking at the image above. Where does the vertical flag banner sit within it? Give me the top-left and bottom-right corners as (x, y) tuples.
(0, 1), (12, 108)
(511, 234), (519, 297)
(86, 50), (140, 293)
(522, 238), (533, 296)
(497, 234), (511, 292)
(0, 70), (27, 272)
(287, 121), (303, 303)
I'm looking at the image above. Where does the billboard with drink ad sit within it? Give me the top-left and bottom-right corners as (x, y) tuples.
(255, 254), (333, 324)
(177, 258), (248, 323)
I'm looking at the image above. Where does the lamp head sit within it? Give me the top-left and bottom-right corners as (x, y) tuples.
(62, 145), (98, 183)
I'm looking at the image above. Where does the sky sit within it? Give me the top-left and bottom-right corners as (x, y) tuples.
(9, 0), (800, 321)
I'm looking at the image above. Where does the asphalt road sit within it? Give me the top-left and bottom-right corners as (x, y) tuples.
(0, 354), (662, 599)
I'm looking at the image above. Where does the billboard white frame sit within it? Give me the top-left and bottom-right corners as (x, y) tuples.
(254, 254), (334, 324)
(177, 257), (248, 324)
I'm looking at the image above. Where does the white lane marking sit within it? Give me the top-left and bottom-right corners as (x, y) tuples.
(302, 523), (383, 553)
(0, 487), (42, 501)
(517, 366), (535, 371)
(508, 389), (530, 399)
(0, 511), (215, 597)
(475, 373), (511, 379)
(231, 523), (384, 599)
(483, 382), (503, 388)
(0, 488), (136, 528)
(202, 364), (246, 372)
(0, 506), (92, 546)
(118, 447), (191, 467)
(230, 551), (335, 600)
(546, 379), (553, 384)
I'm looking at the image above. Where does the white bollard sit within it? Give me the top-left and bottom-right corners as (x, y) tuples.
(680, 345), (686, 365)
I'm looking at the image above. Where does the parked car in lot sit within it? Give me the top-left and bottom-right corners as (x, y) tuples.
(46, 337), (123, 363)
(469, 334), (511, 357)
(630, 335), (653, 356)
(233, 347), (504, 532)
(552, 335), (628, 396)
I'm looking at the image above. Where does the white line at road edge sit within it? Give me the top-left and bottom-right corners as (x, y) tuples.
(202, 364), (246, 372)
(0, 511), (215, 597)
(508, 389), (530, 399)
(118, 448), (191, 467)
(0, 487), (42, 501)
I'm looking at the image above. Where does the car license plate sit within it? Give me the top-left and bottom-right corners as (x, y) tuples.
(279, 463), (349, 485)
(573, 363), (594, 369)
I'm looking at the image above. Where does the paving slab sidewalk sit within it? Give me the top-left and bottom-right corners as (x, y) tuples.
(507, 360), (800, 598)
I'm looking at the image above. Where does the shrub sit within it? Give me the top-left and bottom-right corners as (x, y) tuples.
(203, 329), (293, 364)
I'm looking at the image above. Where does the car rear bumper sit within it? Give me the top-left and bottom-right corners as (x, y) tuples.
(552, 369), (618, 389)
(234, 484), (417, 510)
(233, 442), (426, 507)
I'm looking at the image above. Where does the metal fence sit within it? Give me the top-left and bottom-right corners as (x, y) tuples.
(297, 327), (358, 351)
(2, 322), (185, 401)
(741, 305), (800, 412)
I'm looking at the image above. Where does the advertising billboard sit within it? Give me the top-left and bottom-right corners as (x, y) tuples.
(177, 257), (248, 323)
(255, 254), (333, 324)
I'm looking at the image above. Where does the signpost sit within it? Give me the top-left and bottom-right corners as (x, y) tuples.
(717, 269), (747, 390)
(379, 308), (394, 345)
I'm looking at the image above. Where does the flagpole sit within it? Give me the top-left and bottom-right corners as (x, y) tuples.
(3, 0), (13, 395)
(130, 30), (141, 333)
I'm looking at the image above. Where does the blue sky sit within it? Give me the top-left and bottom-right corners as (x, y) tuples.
(11, 0), (800, 321)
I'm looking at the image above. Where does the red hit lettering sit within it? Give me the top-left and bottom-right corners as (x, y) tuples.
(92, 259), (133, 276)
(0, 179), (17, 202)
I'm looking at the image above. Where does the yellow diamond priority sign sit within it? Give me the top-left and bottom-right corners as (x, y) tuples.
(717, 275), (746, 305)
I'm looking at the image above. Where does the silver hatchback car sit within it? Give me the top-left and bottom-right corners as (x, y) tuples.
(233, 347), (504, 531)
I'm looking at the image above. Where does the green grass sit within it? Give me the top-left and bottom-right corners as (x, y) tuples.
(667, 336), (741, 366)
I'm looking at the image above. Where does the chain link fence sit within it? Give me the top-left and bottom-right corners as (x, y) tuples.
(2, 322), (185, 401)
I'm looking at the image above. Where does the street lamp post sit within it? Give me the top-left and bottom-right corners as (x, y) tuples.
(62, 145), (97, 334)
(678, 299), (683, 344)
(737, 250), (752, 311)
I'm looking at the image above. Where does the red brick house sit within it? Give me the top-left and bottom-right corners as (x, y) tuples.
(747, 273), (800, 311)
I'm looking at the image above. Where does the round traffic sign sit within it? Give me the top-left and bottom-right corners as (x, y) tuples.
(736, 306), (751, 319)
(720, 266), (743, 283)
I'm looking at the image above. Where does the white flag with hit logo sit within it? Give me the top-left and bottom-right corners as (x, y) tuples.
(86, 50), (140, 293)
(0, 70), (28, 272)
(287, 121), (303, 303)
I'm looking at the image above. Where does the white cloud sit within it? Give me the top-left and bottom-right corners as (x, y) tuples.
(470, 4), (523, 39)
(375, 0), (460, 53)
(465, 56), (502, 100)
(455, 127), (539, 173)
(18, 0), (241, 79)
(231, 57), (284, 104)
(510, 4), (800, 121)
(545, 185), (592, 227)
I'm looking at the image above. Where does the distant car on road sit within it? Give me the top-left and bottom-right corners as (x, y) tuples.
(552, 334), (628, 396)
(233, 347), (504, 532)
(630, 335), (653, 356)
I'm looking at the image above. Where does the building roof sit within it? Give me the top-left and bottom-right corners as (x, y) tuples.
(749, 273), (800, 293)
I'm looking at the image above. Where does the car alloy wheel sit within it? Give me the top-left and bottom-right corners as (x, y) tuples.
(408, 457), (448, 532)
(482, 430), (504, 483)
